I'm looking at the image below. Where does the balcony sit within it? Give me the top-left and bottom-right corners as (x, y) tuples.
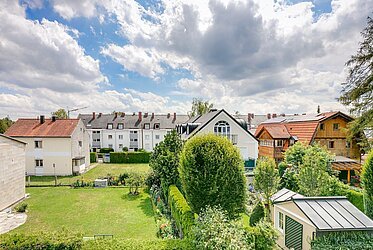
(217, 134), (238, 145)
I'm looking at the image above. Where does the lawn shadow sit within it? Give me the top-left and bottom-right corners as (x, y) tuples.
(138, 197), (155, 218)
(121, 193), (141, 201)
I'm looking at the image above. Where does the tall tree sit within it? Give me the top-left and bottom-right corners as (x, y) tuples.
(253, 157), (280, 216)
(362, 150), (373, 218)
(189, 98), (213, 117)
(0, 117), (14, 134)
(339, 16), (373, 151)
(52, 109), (68, 119)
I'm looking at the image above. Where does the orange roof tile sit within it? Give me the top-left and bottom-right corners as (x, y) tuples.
(255, 124), (291, 139)
(5, 119), (79, 137)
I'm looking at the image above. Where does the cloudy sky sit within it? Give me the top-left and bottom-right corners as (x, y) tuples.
(0, 0), (371, 118)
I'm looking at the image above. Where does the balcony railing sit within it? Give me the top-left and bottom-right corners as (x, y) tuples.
(217, 134), (238, 145)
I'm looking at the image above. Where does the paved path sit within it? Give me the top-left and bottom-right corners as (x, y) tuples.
(0, 210), (27, 235)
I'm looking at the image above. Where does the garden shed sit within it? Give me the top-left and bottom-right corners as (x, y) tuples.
(271, 188), (373, 250)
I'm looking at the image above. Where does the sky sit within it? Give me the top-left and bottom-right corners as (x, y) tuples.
(0, 0), (372, 119)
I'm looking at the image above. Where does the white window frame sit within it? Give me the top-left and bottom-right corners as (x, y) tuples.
(107, 123), (113, 130)
(155, 135), (160, 140)
(118, 135), (123, 140)
(35, 140), (42, 148)
(108, 135), (113, 140)
(277, 211), (284, 233)
(214, 121), (230, 136)
(118, 123), (124, 129)
(145, 135), (150, 140)
(35, 159), (43, 167)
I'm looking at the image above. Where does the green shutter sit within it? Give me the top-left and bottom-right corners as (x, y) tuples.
(285, 215), (303, 250)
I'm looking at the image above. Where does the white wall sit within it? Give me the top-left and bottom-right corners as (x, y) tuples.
(195, 112), (258, 160)
(0, 137), (25, 211)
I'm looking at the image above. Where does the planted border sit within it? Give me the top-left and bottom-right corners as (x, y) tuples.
(110, 152), (151, 163)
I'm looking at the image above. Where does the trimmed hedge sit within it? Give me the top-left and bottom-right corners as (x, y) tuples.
(90, 152), (97, 163)
(110, 152), (151, 163)
(345, 189), (364, 212)
(83, 239), (192, 250)
(100, 148), (114, 153)
(311, 231), (373, 250)
(168, 185), (195, 238)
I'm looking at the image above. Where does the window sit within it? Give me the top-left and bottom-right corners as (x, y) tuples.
(35, 159), (43, 167)
(78, 141), (82, 147)
(145, 135), (150, 140)
(93, 130), (100, 134)
(320, 123), (325, 130)
(346, 141), (351, 148)
(333, 123), (339, 131)
(34, 140), (42, 148)
(119, 135), (123, 140)
(275, 140), (284, 147)
(119, 144), (123, 149)
(107, 123), (113, 129)
(144, 123), (150, 129)
(108, 144), (113, 149)
(130, 131), (138, 134)
(154, 123), (160, 129)
(214, 121), (230, 136)
(155, 135), (160, 140)
(328, 141), (335, 148)
(108, 135), (113, 139)
(278, 212), (284, 232)
(118, 123), (124, 129)
(93, 138), (100, 142)
(260, 139), (273, 147)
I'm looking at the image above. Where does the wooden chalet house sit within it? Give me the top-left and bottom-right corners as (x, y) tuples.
(255, 112), (361, 183)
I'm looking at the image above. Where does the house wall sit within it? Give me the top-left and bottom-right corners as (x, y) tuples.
(272, 202), (316, 250)
(258, 130), (274, 159)
(314, 116), (360, 160)
(20, 137), (73, 176)
(195, 112), (258, 160)
(0, 137), (26, 211)
(71, 120), (90, 173)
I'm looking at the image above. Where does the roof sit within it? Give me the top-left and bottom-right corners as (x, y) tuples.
(294, 197), (373, 231)
(272, 189), (373, 231)
(331, 156), (361, 171)
(78, 113), (189, 130)
(271, 188), (304, 203)
(0, 134), (27, 144)
(256, 124), (291, 139)
(5, 119), (79, 137)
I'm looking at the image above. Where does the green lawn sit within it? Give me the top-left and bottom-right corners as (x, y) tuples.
(28, 163), (150, 186)
(14, 187), (157, 239)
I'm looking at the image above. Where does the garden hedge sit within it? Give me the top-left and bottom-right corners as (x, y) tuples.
(99, 148), (114, 153)
(168, 185), (195, 238)
(110, 152), (151, 163)
(311, 231), (373, 250)
(83, 239), (192, 250)
(345, 189), (364, 212)
(90, 152), (97, 163)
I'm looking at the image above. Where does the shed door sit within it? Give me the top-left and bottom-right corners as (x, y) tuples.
(285, 215), (303, 250)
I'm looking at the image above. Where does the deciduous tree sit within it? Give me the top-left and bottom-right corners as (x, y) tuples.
(52, 108), (68, 119)
(189, 98), (213, 117)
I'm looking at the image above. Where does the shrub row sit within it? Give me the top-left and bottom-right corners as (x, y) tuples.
(90, 152), (97, 163)
(345, 188), (364, 212)
(311, 231), (373, 250)
(110, 152), (151, 163)
(99, 148), (114, 153)
(168, 185), (195, 238)
(244, 221), (278, 250)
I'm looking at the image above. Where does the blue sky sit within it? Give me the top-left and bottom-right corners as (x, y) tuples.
(0, 0), (371, 118)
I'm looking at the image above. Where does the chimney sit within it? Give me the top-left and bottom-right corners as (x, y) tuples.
(272, 113), (277, 118)
(98, 112), (102, 118)
(121, 112), (125, 117)
(144, 112), (148, 118)
(92, 112), (96, 120)
(267, 113), (271, 119)
(167, 113), (170, 118)
(280, 113), (285, 117)
(151, 113), (154, 119)
(52, 116), (56, 122)
(247, 113), (252, 130)
(138, 112), (142, 121)
(40, 115), (45, 124)
(114, 112), (118, 119)
(173, 112), (176, 121)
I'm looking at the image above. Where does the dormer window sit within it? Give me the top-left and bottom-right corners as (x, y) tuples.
(154, 123), (160, 129)
(144, 123), (150, 129)
(118, 123), (124, 129)
(214, 121), (230, 136)
(107, 123), (113, 129)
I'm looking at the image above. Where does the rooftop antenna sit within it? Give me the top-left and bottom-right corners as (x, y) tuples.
(67, 106), (88, 118)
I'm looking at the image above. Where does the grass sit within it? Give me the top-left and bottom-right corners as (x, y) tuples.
(14, 187), (157, 239)
(28, 163), (150, 186)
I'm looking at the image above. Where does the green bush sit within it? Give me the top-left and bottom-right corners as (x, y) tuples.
(0, 231), (83, 250)
(362, 150), (373, 218)
(110, 152), (151, 163)
(245, 220), (278, 250)
(345, 189), (364, 212)
(123, 146), (129, 152)
(82, 238), (192, 250)
(168, 185), (195, 238)
(14, 202), (28, 213)
(90, 152), (97, 163)
(311, 231), (373, 250)
(249, 201), (265, 226)
(99, 148), (114, 153)
(179, 134), (246, 219)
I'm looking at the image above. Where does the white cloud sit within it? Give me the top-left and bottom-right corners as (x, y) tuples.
(51, 0), (100, 20)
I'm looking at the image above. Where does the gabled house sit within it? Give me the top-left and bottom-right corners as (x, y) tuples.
(78, 112), (189, 152)
(255, 112), (362, 182)
(0, 134), (26, 211)
(271, 188), (373, 250)
(5, 116), (90, 176)
(176, 109), (258, 171)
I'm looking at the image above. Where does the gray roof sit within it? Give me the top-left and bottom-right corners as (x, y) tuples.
(271, 188), (304, 203)
(262, 114), (324, 124)
(294, 197), (373, 231)
(334, 156), (359, 163)
(78, 113), (189, 129)
(236, 114), (268, 128)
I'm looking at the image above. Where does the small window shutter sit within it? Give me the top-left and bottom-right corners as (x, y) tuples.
(285, 215), (303, 250)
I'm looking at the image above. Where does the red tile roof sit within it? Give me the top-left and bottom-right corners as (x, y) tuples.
(5, 119), (79, 137)
(256, 124), (291, 139)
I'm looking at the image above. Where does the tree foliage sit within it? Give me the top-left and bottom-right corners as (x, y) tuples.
(284, 142), (308, 170)
(52, 108), (68, 119)
(0, 116), (13, 134)
(339, 16), (373, 152)
(189, 98), (213, 117)
(150, 130), (183, 197)
(253, 157), (280, 210)
(179, 134), (246, 218)
(362, 150), (373, 218)
(249, 201), (265, 226)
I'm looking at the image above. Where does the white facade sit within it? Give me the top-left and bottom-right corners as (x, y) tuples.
(0, 135), (26, 211)
(88, 128), (169, 152)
